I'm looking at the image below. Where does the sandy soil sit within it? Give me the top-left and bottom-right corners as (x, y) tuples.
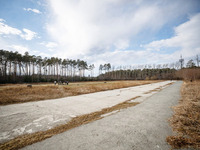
(0, 81), (174, 143)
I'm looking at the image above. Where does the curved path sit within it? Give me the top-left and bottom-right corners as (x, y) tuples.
(22, 81), (182, 150)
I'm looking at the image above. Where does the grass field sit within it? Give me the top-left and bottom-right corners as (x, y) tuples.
(167, 80), (200, 149)
(0, 80), (159, 105)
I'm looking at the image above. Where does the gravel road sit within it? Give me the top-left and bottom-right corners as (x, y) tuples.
(22, 81), (182, 150)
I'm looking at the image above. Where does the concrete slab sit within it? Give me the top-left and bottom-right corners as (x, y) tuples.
(0, 81), (175, 143)
(23, 81), (182, 150)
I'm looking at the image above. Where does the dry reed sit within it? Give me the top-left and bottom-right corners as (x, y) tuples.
(166, 80), (200, 149)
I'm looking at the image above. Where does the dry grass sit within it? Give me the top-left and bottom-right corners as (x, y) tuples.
(0, 80), (159, 105)
(166, 80), (200, 149)
(144, 87), (161, 94)
(176, 68), (200, 80)
(144, 82), (174, 94)
(0, 97), (140, 150)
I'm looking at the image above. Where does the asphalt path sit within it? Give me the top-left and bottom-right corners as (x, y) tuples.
(22, 81), (182, 150)
(0, 81), (173, 143)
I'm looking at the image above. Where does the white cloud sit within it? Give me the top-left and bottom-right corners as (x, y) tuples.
(1, 1), (199, 74)
(9, 45), (29, 54)
(114, 39), (129, 50)
(47, 0), (167, 57)
(38, 52), (51, 57)
(85, 49), (179, 76)
(86, 49), (174, 67)
(23, 8), (41, 14)
(40, 41), (58, 48)
(46, 42), (57, 48)
(84, 13), (200, 73)
(20, 28), (37, 40)
(0, 20), (21, 35)
(145, 13), (200, 59)
(47, 0), (196, 58)
(0, 19), (37, 40)
(0, 18), (5, 22)
(0, 36), (9, 50)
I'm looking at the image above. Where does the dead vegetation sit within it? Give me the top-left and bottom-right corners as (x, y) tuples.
(166, 80), (200, 149)
(0, 80), (158, 105)
(144, 82), (174, 94)
(176, 68), (200, 80)
(0, 97), (140, 150)
(144, 87), (162, 94)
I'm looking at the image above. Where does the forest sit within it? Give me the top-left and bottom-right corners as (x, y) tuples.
(0, 50), (93, 83)
(0, 49), (200, 83)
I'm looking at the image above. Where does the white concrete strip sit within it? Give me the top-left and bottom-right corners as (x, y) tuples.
(23, 81), (182, 150)
(0, 81), (175, 143)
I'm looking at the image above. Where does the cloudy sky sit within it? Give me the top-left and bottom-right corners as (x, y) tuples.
(0, 0), (200, 73)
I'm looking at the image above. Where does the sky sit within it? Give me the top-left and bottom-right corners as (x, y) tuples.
(0, 0), (200, 75)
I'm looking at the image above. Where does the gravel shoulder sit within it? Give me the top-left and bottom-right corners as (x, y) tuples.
(22, 81), (182, 150)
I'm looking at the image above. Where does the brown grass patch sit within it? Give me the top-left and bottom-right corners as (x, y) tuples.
(144, 88), (161, 94)
(0, 80), (159, 105)
(144, 82), (174, 94)
(0, 97), (140, 150)
(166, 80), (200, 149)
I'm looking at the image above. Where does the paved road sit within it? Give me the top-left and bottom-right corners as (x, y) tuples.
(0, 81), (173, 143)
(22, 81), (182, 150)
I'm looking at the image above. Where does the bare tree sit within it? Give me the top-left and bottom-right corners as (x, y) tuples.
(179, 55), (184, 69)
(196, 55), (199, 67)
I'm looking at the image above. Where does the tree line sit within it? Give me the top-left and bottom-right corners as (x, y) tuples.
(1, 49), (199, 83)
(0, 49), (95, 83)
(98, 55), (200, 80)
(98, 68), (176, 80)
